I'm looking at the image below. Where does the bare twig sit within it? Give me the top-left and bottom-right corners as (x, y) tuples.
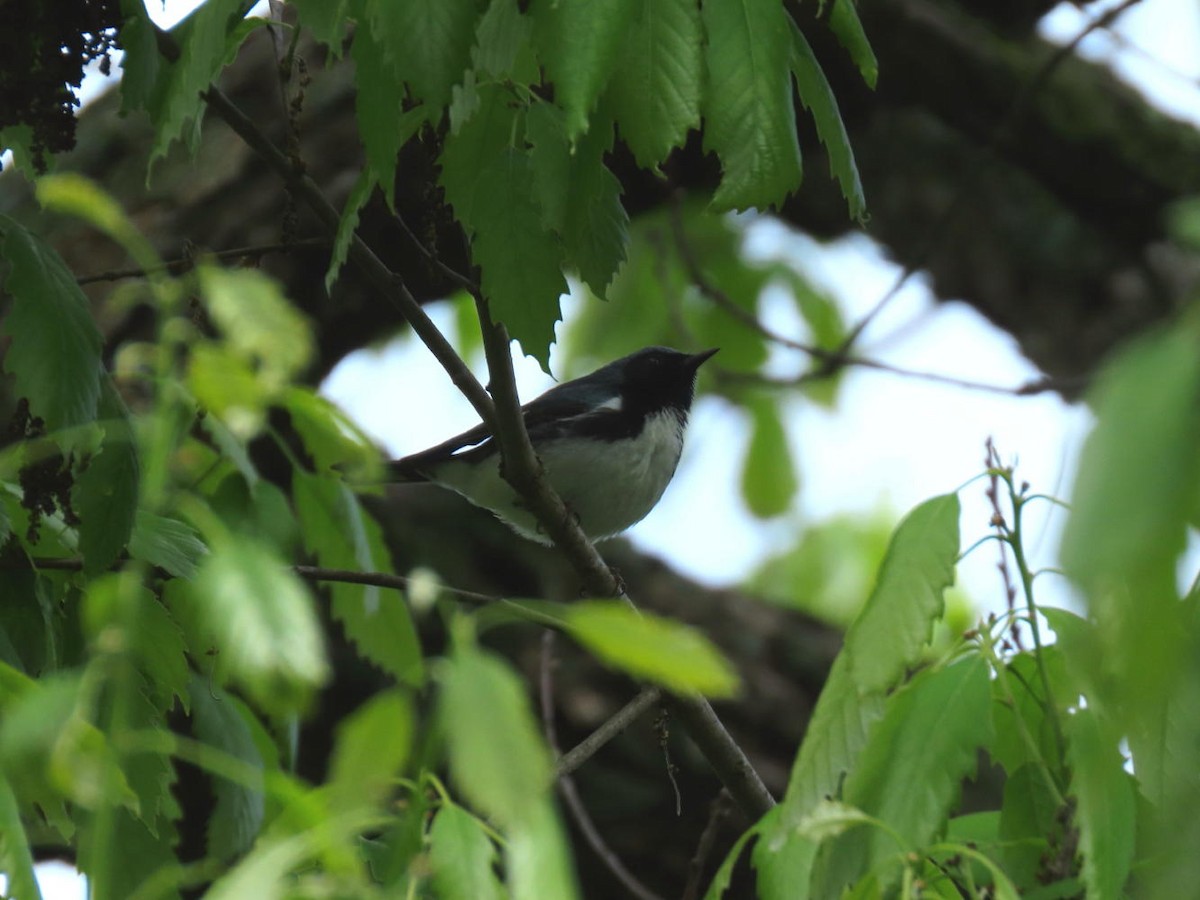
(76, 238), (329, 284)
(199, 85), (498, 431)
(829, 0), (1144, 358)
(668, 199), (1089, 398)
(540, 634), (667, 900)
(681, 790), (734, 900)
(556, 687), (664, 779)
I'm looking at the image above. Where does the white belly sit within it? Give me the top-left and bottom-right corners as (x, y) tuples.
(433, 409), (687, 543)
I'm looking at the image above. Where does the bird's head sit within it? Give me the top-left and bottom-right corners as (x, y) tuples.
(613, 346), (719, 417)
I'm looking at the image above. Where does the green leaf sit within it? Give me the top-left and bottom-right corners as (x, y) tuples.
(351, 26), (428, 199)
(325, 168), (377, 294)
(76, 807), (179, 900)
(83, 575), (191, 714)
(1066, 708), (1135, 900)
(74, 390), (140, 575)
(198, 265), (314, 390)
(0, 672), (137, 813)
(150, 0), (261, 167)
(473, 148), (567, 368)
(0, 774), (42, 900)
(472, 0), (536, 81)
(439, 642), (552, 829)
(0, 215), (102, 431)
(998, 764), (1058, 888)
(789, 23), (866, 223)
(701, 0), (802, 210)
(840, 494), (959, 693)
(129, 510), (208, 581)
(532, 0), (636, 140)
(173, 535), (329, 715)
(561, 123), (629, 296)
(828, 0), (878, 89)
(292, 0), (349, 50)
(293, 471), (424, 687)
(191, 680), (267, 861)
(704, 818), (759, 899)
(766, 495), (960, 885)
(119, 681), (183, 842)
(281, 387), (378, 474)
(741, 396), (798, 519)
(328, 689), (413, 813)
(1062, 319), (1200, 586)
(813, 657), (993, 894)
(505, 798), (580, 900)
(36, 174), (160, 271)
(607, 0), (702, 168)
(368, 0), (479, 112)
(188, 342), (269, 440)
(429, 804), (504, 900)
(564, 600), (739, 697)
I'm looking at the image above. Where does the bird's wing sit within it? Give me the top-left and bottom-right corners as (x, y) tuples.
(387, 391), (606, 481)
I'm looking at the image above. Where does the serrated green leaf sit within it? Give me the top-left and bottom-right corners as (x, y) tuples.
(702, 0), (801, 210)
(351, 26), (428, 199)
(0, 773), (42, 900)
(565, 600), (739, 697)
(329, 689), (413, 813)
(119, 681), (183, 842)
(828, 0), (877, 89)
(526, 102), (572, 231)
(440, 83), (519, 226)
(291, 0), (349, 51)
(789, 23), (866, 223)
(150, 0), (262, 167)
(191, 679), (267, 861)
(0, 569), (59, 676)
(751, 805), (818, 900)
(74, 395), (140, 575)
(472, 147), (567, 368)
(741, 396), (798, 519)
(532, 0), (636, 139)
(368, 0), (479, 111)
(813, 657), (992, 894)
(506, 799), (581, 900)
(0, 215), (102, 431)
(173, 536), (329, 715)
(607, 0), (702, 167)
(129, 510), (208, 581)
(293, 471), (424, 686)
(429, 804), (504, 900)
(117, 12), (163, 116)
(326, 168), (377, 294)
(841, 493), (959, 693)
(1066, 708), (1135, 900)
(473, 0), (535, 80)
(770, 494), (960, 878)
(561, 123), (628, 296)
(439, 643), (552, 828)
(796, 799), (874, 843)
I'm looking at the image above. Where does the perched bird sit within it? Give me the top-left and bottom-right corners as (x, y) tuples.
(389, 346), (718, 544)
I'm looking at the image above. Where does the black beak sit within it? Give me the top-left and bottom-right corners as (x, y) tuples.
(687, 348), (720, 372)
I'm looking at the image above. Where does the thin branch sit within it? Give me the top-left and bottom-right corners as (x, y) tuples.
(144, 33), (776, 823)
(474, 294), (777, 819)
(556, 687), (664, 779)
(680, 790), (733, 900)
(540, 634), (666, 900)
(76, 238), (329, 284)
(829, 0), (1144, 357)
(198, 85), (498, 432)
(668, 201), (1086, 397)
(392, 211), (480, 296)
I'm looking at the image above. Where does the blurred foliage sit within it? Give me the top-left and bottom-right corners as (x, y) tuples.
(4, 0), (1200, 897)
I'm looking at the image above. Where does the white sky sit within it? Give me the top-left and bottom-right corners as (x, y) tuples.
(9, 1), (1200, 897)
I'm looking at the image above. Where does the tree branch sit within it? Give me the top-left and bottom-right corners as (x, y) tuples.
(75, 238), (328, 284)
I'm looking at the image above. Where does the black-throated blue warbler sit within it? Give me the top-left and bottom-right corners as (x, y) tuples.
(388, 346), (718, 544)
